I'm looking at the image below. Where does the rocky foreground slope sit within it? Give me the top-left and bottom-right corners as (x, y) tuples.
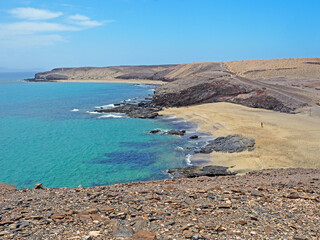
(33, 58), (320, 113)
(0, 168), (319, 239)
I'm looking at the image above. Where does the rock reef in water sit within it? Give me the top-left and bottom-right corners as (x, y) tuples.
(95, 102), (161, 119)
(148, 129), (186, 136)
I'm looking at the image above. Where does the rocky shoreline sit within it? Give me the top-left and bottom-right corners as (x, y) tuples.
(91, 97), (255, 175)
(1, 168), (319, 239)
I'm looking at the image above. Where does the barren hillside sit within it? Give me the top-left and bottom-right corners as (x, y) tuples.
(33, 58), (320, 113)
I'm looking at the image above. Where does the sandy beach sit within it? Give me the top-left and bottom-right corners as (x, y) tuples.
(59, 79), (166, 85)
(161, 102), (320, 173)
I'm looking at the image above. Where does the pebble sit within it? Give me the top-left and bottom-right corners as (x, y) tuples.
(0, 168), (319, 239)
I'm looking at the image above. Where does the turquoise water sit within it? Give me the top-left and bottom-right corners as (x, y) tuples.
(0, 73), (191, 188)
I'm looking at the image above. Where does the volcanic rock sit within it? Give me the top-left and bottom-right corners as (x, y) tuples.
(95, 103), (161, 119)
(199, 135), (255, 153)
(167, 165), (235, 178)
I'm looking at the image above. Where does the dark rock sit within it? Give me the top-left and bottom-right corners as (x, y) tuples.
(168, 165), (235, 178)
(33, 183), (45, 190)
(200, 135), (255, 153)
(95, 102), (160, 119)
(189, 135), (199, 139)
(167, 130), (186, 136)
(149, 129), (162, 134)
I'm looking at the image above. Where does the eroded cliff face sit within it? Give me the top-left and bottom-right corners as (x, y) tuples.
(152, 63), (307, 113)
(152, 77), (300, 113)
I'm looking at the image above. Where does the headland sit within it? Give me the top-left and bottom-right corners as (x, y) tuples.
(30, 58), (320, 173)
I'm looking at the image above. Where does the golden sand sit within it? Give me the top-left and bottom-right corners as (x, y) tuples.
(59, 79), (165, 85)
(160, 102), (320, 172)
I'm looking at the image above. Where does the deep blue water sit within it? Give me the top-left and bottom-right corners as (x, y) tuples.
(0, 73), (195, 188)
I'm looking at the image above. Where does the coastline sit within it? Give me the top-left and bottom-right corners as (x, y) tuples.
(58, 79), (166, 85)
(160, 102), (320, 173)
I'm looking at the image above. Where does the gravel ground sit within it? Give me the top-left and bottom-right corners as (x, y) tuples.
(0, 168), (319, 240)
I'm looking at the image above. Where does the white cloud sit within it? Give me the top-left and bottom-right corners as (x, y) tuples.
(9, 7), (63, 20)
(69, 14), (90, 21)
(68, 14), (108, 28)
(0, 8), (113, 48)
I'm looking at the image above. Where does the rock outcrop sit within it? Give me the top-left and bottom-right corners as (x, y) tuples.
(198, 135), (255, 154)
(95, 102), (161, 119)
(167, 165), (235, 178)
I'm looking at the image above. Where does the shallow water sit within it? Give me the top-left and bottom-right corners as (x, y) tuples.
(0, 73), (200, 188)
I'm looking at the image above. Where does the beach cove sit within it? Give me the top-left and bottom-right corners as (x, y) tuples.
(0, 74), (212, 189)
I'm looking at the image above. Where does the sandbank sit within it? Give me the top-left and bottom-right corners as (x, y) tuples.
(160, 102), (320, 172)
(58, 79), (165, 85)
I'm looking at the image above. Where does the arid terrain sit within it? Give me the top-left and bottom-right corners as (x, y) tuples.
(1, 168), (320, 239)
(3, 58), (317, 239)
(34, 58), (320, 114)
(32, 58), (320, 172)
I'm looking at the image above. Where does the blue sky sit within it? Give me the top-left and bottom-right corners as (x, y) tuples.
(0, 0), (319, 72)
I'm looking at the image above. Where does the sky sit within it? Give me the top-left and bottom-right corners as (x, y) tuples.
(0, 0), (319, 72)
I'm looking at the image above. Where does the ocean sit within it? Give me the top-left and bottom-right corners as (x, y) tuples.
(0, 73), (206, 189)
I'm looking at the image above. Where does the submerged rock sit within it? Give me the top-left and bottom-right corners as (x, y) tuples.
(199, 135), (255, 153)
(189, 135), (199, 139)
(167, 130), (186, 136)
(148, 129), (186, 136)
(168, 165), (235, 178)
(149, 129), (162, 134)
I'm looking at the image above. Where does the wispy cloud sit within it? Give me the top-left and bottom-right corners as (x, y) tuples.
(0, 7), (112, 48)
(9, 7), (63, 20)
(68, 14), (107, 28)
(69, 14), (90, 21)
